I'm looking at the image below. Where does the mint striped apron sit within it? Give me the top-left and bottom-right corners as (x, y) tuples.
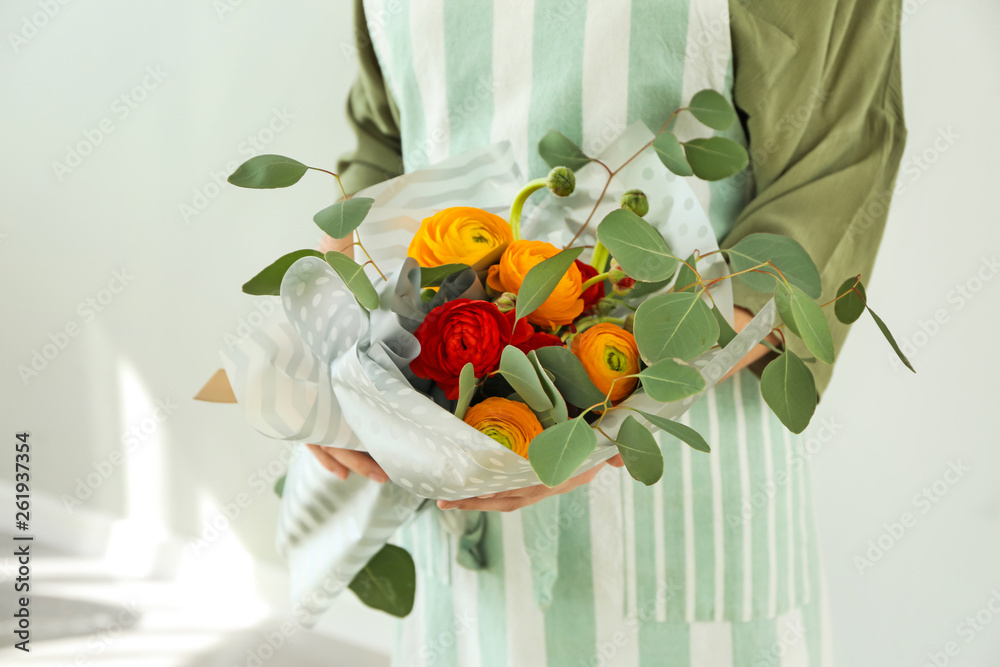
(363, 1), (833, 664)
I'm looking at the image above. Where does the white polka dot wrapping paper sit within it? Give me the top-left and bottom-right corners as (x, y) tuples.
(219, 124), (776, 624)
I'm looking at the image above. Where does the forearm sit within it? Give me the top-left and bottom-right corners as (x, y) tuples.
(722, 306), (781, 381)
(318, 232), (354, 258)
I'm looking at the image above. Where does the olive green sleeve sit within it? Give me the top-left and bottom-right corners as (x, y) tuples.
(335, 0), (405, 196)
(724, 0), (908, 398)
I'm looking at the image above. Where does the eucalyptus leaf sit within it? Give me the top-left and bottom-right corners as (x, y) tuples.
(638, 358), (706, 402)
(688, 89), (738, 130)
(273, 474), (286, 498)
(528, 351), (568, 424)
(711, 304), (738, 348)
(597, 209), (679, 282)
(313, 197), (375, 240)
(868, 306), (915, 373)
(515, 247), (584, 322)
(242, 249), (324, 296)
(498, 346), (553, 412)
(835, 277), (867, 324)
(421, 263), (469, 288)
(683, 137), (748, 181)
(348, 544), (416, 618)
(652, 132), (693, 177)
(633, 292), (719, 363)
(324, 251), (380, 311)
(786, 285), (834, 364)
(673, 253), (699, 293)
(726, 233), (823, 298)
(538, 130), (591, 172)
(534, 345), (608, 409)
(633, 409), (711, 453)
(760, 351), (817, 434)
(228, 154), (309, 189)
(614, 416), (664, 485)
(527, 417), (598, 487)
(454, 363), (476, 420)
(774, 282), (800, 336)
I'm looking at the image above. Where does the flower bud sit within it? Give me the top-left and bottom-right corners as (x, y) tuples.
(494, 292), (517, 313)
(623, 313), (635, 334)
(620, 188), (649, 217)
(547, 167), (576, 197)
(594, 298), (618, 317)
(608, 260), (636, 296)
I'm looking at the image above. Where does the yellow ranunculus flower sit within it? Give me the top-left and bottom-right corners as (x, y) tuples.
(463, 397), (543, 458)
(486, 240), (584, 328)
(407, 206), (513, 268)
(571, 323), (640, 403)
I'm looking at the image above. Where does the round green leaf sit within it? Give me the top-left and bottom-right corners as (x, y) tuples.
(726, 233), (822, 298)
(324, 251), (380, 311)
(498, 346), (553, 412)
(228, 154), (309, 189)
(652, 132), (693, 177)
(527, 417), (598, 487)
(688, 89), (738, 130)
(633, 292), (719, 363)
(597, 209), (679, 282)
(760, 351), (817, 434)
(538, 130), (591, 172)
(313, 197), (375, 240)
(534, 346), (607, 409)
(638, 359), (706, 402)
(633, 409), (711, 453)
(242, 249), (324, 295)
(683, 137), (749, 181)
(515, 247), (584, 322)
(835, 277), (867, 324)
(614, 416), (664, 486)
(348, 544), (416, 618)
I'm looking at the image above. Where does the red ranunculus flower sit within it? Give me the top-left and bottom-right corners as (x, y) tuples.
(575, 260), (606, 312)
(411, 299), (534, 399)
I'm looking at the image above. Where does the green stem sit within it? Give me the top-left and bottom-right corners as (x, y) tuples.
(590, 242), (610, 272)
(508, 177), (547, 241)
(309, 167), (349, 200)
(580, 271), (611, 294)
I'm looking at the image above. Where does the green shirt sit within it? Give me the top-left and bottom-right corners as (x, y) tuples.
(335, 0), (908, 398)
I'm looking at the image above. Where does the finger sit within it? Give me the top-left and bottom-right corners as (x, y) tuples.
(606, 454), (625, 468)
(306, 444), (349, 480)
(438, 496), (528, 512)
(330, 449), (388, 483)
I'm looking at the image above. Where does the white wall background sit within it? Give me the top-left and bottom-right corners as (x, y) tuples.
(0, 0), (997, 665)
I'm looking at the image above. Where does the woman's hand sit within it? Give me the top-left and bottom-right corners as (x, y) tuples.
(306, 444), (388, 483)
(436, 454), (624, 512)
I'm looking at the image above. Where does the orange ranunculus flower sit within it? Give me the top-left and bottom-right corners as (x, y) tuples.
(407, 206), (513, 268)
(463, 397), (543, 458)
(486, 240), (584, 328)
(571, 323), (640, 403)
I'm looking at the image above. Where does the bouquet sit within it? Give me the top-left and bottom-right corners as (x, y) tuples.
(216, 90), (913, 619)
